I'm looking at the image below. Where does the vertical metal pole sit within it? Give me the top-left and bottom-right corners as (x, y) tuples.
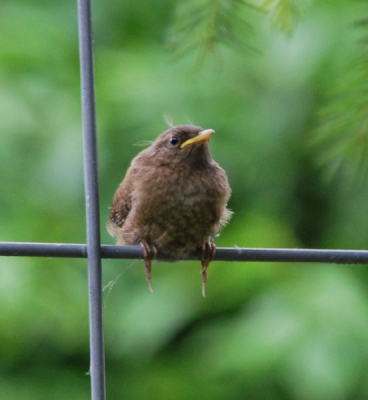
(77, 1), (106, 399)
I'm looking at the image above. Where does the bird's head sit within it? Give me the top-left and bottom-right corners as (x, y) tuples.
(147, 125), (215, 166)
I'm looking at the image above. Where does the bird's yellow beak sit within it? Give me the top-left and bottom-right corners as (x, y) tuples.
(180, 129), (215, 149)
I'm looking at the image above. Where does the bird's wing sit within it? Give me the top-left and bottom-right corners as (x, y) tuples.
(108, 149), (150, 240)
(107, 174), (134, 237)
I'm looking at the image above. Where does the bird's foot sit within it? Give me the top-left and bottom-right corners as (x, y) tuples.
(201, 241), (216, 297)
(140, 241), (157, 293)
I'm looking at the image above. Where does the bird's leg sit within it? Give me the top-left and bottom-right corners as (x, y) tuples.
(140, 241), (157, 293)
(201, 241), (216, 297)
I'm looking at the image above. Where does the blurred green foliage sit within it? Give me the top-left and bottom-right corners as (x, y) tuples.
(260, 0), (306, 36)
(1, 0), (368, 399)
(312, 9), (368, 185)
(169, 0), (257, 63)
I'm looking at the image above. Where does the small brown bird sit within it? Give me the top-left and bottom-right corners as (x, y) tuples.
(108, 124), (232, 296)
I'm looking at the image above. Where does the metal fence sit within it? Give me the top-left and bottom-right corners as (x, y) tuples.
(2, 1), (368, 399)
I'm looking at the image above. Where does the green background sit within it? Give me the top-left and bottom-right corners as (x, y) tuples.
(1, 0), (368, 399)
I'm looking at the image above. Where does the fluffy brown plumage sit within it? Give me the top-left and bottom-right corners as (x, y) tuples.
(108, 124), (232, 295)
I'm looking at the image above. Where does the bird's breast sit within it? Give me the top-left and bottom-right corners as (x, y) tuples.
(128, 164), (229, 255)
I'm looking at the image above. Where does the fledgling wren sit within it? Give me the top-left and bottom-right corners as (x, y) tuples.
(108, 125), (232, 296)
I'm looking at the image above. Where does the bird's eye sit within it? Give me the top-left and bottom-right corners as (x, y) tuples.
(169, 136), (179, 146)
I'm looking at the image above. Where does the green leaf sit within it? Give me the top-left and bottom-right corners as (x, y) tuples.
(260, 0), (308, 36)
(168, 0), (258, 64)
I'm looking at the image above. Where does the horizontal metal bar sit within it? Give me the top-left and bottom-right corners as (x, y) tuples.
(0, 242), (368, 264)
(0, 242), (87, 258)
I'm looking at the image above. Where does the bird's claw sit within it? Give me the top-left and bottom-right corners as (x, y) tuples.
(140, 241), (157, 293)
(201, 241), (216, 297)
